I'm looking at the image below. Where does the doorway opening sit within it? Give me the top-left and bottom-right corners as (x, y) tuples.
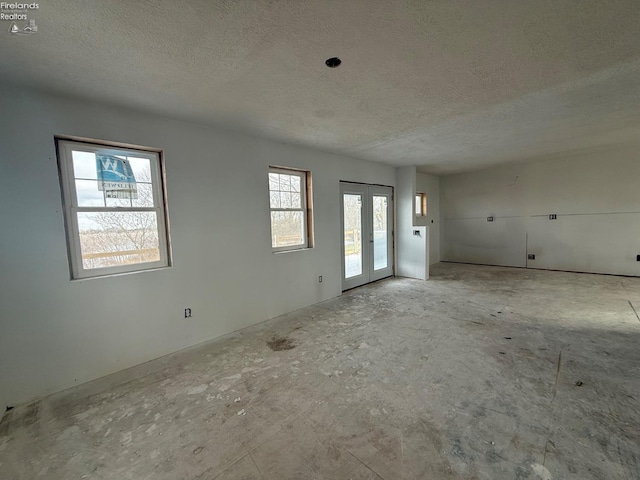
(340, 182), (394, 291)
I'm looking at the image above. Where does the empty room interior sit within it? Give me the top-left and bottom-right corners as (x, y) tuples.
(1, 1), (640, 479)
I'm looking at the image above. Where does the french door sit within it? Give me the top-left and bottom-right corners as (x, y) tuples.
(340, 182), (394, 290)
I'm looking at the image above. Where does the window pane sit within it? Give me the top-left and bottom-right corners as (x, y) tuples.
(72, 151), (98, 179)
(269, 173), (279, 191)
(291, 192), (301, 208)
(280, 192), (292, 208)
(343, 194), (362, 278)
(416, 195), (422, 215)
(270, 192), (280, 208)
(373, 195), (388, 270)
(131, 183), (154, 207)
(128, 157), (151, 182)
(77, 211), (160, 269)
(290, 175), (301, 193)
(105, 195), (132, 207)
(271, 211), (304, 248)
(75, 180), (105, 207)
(279, 174), (291, 192)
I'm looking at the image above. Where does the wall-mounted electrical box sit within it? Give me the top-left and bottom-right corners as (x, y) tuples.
(487, 216), (494, 222)
(528, 254), (536, 260)
(549, 214), (557, 220)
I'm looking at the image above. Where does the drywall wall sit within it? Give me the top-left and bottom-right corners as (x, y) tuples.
(441, 146), (640, 275)
(0, 84), (396, 409)
(396, 166), (428, 280)
(415, 172), (440, 264)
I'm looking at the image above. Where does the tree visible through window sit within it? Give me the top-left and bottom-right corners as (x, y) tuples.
(268, 167), (312, 251)
(57, 139), (171, 279)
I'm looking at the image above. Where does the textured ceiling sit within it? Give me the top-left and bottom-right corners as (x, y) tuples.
(2, 0), (640, 174)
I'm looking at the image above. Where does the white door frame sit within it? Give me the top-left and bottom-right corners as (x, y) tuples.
(340, 182), (394, 291)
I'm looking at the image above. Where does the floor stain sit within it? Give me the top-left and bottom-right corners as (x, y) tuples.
(267, 335), (296, 351)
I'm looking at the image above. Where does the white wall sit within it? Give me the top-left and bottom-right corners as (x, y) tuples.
(441, 146), (640, 275)
(0, 85), (396, 408)
(396, 166), (428, 280)
(415, 172), (440, 264)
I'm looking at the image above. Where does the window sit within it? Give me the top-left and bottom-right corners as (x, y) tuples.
(268, 167), (313, 251)
(415, 192), (427, 216)
(56, 138), (171, 279)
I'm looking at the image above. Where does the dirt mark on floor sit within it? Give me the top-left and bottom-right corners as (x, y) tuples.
(267, 335), (296, 351)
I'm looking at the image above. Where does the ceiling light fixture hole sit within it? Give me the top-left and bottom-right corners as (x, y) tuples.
(325, 57), (341, 68)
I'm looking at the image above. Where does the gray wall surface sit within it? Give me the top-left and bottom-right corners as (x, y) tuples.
(0, 85), (396, 408)
(441, 146), (640, 275)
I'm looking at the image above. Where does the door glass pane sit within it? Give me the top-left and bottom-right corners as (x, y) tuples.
(343, 194), (362, 278)
(373, 195), (388, 270)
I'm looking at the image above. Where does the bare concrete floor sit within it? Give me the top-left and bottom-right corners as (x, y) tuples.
(1, 263), (640, 479)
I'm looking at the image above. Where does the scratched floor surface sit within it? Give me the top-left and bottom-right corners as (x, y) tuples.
(1, 263), (639, 479)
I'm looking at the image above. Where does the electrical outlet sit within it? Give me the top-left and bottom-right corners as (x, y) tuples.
(487, 216), (494, 222)
(184, 308), (192, 318)
(549, 214), (557, 220)
(636, 255), (640, 262)
(318, 275), (323, 283)
(528, 254), (535, 260)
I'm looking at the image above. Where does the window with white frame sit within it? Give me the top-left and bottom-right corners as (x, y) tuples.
(56, 138), (171, 279)
(268, 167), (313, 251)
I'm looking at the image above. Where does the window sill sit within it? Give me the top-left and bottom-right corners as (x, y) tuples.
(272, 247), (313, 255)
(71, 265), (172, 281)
